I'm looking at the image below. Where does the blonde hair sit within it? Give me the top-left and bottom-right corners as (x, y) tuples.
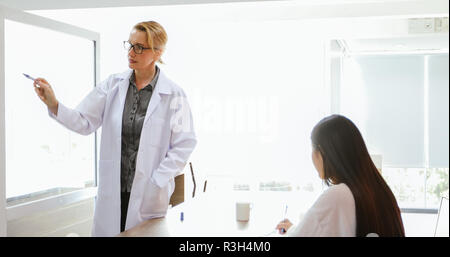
(133, 21), (168, 64)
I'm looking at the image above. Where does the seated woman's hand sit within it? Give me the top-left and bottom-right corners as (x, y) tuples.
(276, 219), (293, 234)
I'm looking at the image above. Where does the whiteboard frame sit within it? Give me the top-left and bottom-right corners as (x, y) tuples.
(0, 3), (100, 235)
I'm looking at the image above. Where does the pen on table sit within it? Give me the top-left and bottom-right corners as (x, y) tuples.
(280, 204), (288, 234)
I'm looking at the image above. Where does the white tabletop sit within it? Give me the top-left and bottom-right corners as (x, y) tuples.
(118, 190), (315, 237)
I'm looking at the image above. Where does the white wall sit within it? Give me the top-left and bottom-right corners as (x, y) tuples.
(29, 8), (329, 184)
(29, 7), (448, 83)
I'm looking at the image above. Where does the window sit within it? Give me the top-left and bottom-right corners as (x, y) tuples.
(382, 167), (449, 209)
(341, 55), (426, 167)
(428, 55), (449, 168)
(337, 47), (449, 209)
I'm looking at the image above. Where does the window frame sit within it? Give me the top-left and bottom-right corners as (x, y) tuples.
(0, 4), (100, 230)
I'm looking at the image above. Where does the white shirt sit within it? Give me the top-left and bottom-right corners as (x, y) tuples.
(287, 183), (356, 237)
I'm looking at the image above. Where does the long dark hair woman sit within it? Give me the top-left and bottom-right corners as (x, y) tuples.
(276, 114), (405, 237)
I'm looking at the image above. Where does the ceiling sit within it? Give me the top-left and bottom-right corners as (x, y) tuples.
(6, 0), (294, 10)
(0, 0), (446, 10)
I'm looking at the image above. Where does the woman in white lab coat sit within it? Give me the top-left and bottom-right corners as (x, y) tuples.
(276, 115), (404, 237)
(33, 21), (197, 236)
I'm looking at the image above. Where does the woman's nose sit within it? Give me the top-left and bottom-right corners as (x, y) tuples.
(128, 47), (135, 56)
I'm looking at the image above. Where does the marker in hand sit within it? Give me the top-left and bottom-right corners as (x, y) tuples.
(281, 205), (288, 233)
(23, 73), (40, 88)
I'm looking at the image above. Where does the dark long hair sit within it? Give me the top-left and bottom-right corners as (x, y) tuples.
(311, 114), (405, 237)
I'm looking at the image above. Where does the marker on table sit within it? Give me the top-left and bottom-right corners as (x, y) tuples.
(23, 73), (40, 87)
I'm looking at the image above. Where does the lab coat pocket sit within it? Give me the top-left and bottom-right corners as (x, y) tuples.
(97, 160), (114, 198)
(140, 177), (169, 217)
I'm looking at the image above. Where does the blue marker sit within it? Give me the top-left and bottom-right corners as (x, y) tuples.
(180, 211), (184, 222)
(23, 73), (36, 81)
(23, 73), (40, 88)
(281, 205), (288, 234)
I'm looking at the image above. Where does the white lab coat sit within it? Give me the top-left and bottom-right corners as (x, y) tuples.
(49, 69), (197, 237)
(286, 183), (356, 237)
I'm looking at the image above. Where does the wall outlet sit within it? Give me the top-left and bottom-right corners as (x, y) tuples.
(409, 18), (449, 34)
(409, 18), (435, 34)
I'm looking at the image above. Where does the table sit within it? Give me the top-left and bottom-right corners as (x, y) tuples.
(117, 189), (446, 237)
(117, 191), (309, 237)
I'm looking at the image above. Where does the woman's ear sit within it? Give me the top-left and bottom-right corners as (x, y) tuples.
(155, 48), (164, 63)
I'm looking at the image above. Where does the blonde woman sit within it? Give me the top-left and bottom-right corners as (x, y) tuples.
(33, 21), (197, 236)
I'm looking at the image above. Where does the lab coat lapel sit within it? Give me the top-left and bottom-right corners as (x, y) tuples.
(118, 70), (133, 108)
(144, 89), (161, 125)
(144, 70), (171, 125)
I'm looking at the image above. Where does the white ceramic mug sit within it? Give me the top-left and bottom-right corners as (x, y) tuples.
(236, 202), (252, 221)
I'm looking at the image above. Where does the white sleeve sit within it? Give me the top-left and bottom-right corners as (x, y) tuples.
(287, 184), (356, 237)
(48, 76), (111, 135)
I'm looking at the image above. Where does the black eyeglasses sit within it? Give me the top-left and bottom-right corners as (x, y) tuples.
(123, 41), (159, 54)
